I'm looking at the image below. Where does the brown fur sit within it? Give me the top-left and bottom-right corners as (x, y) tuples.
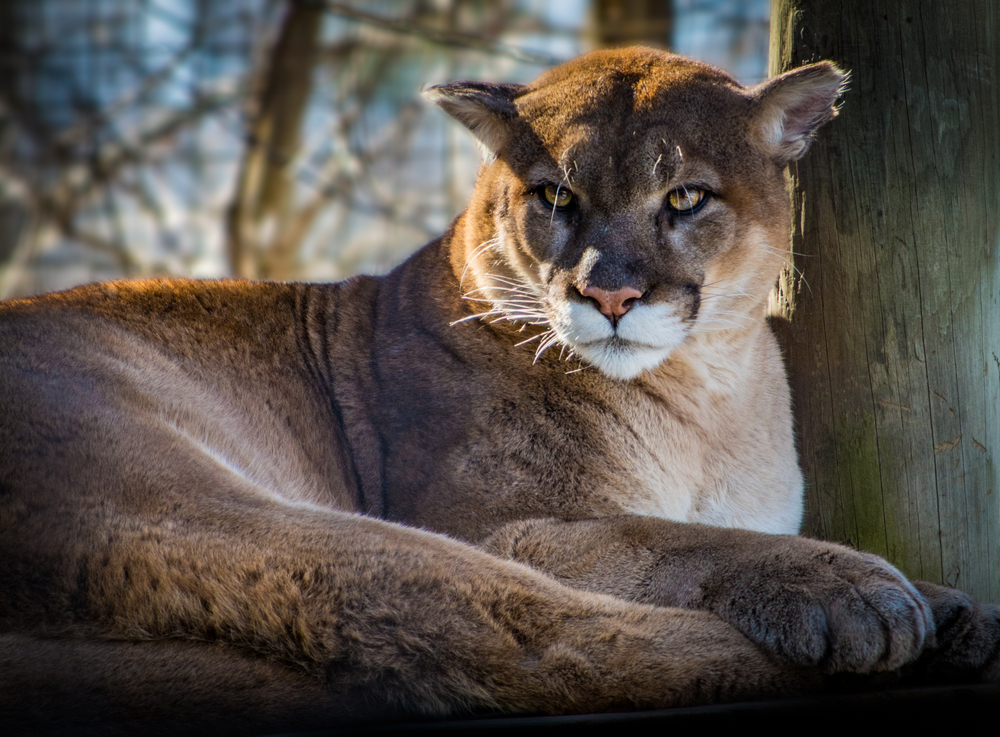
(1, 48), (997, 734)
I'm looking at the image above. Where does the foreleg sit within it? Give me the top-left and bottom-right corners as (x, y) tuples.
(2, 505), (820, 732)
(482, 516), (941, 675)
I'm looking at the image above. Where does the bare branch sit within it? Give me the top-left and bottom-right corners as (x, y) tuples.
(53, 40), (200, 150)
(227, 1), (323, 279)
(47, 90), (239, 213)
(310, 0), (565, 67)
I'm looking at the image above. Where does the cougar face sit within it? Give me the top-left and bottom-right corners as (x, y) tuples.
(431, 49), (834, 380)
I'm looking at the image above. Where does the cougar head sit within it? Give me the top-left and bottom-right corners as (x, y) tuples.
(427, 48), (845, 380)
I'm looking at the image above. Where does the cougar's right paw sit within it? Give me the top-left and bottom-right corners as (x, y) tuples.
(700, 539), (934, 674)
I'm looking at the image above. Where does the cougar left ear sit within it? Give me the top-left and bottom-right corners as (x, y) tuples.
(751, 62), (848, 164)
(423, 82), (525, 159)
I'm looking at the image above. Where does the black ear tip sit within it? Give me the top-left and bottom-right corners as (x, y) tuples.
(766, 60), (850, 93)
(807, 59), (848, 76)
(815, 62), (849, 93)
(753, 60), (848, 163)
(421, 84), (449, 105)
(421, 81), (472, 97)
(799, 61), (850, 97)
(423, 82), (526, 156)
(423, 83), (525, 125)
(422, 83), (485, 110)
(422, 81), (526, 100)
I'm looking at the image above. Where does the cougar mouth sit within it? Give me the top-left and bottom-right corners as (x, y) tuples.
(551, 299), (689, 380)
(572, 337), (679, 381)
(457, 258), (689, 380)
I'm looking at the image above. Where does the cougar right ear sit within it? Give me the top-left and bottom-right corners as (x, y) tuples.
(751, 62), (848, 164)
(423, 82), (524, 159)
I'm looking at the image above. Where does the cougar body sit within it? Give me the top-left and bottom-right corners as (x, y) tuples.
(2, 48), (998, 735)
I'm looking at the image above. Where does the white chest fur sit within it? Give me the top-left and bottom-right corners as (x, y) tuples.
(607, 331), (804, 535)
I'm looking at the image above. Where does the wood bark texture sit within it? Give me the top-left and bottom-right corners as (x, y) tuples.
(769, 0), (999, 603)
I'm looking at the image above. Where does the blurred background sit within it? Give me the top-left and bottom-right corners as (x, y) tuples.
(0, 0), (769, 298)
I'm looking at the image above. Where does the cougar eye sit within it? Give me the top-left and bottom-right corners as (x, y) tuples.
(666, 186), (707, 213)
(540, 183), (574, 209)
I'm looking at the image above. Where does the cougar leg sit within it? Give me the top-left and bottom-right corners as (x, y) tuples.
(1, 498), (819, 729)
(482, 516), (934, 675)
(0, 396), (816, 725)
(0, 633), (385, 736)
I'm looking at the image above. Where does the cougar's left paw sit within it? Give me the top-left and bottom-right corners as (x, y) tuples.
(908, 581), (1000, 682)
(701, 540), (934, 674)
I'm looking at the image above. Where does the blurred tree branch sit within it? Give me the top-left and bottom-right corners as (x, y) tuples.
(1, 87), (239, 296)
(314, 0), (565, 66)
(226, 1), (323, 279)
(1, 0), (591, 296)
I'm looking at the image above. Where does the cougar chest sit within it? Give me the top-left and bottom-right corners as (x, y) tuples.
(602, 342), (803, 535)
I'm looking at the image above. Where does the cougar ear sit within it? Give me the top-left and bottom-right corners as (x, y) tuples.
(751, 62), (848, 163)
(423, 82), (525, 159)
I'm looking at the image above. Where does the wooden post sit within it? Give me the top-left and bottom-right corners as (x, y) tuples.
(769, 0), (999, 603)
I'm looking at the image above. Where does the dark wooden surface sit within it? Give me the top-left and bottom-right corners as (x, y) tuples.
(289, 682), (1000, 734)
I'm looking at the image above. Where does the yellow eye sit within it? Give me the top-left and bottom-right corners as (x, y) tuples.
(542, 184), (574, 208)
(667, 187), (706, 212)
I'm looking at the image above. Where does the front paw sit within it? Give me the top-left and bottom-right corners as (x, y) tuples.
(904, 581), (1000, 682)
(697, 537), (934, 674)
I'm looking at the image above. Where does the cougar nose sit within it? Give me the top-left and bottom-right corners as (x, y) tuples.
(580, 286), (643, 319)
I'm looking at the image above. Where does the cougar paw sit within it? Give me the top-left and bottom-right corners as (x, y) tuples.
(910, 581), (1000, 682)
(707, 542), (934, 674)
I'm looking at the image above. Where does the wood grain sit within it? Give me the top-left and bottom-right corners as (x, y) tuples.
(769, 0), (999, 602)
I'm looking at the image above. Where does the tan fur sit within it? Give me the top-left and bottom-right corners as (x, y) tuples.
(1, 49), (997, 734)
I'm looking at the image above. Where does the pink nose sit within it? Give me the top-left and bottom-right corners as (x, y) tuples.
(580, 286), (643, 318)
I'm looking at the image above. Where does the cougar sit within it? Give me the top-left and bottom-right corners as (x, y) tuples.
(1, 47), (997, 734)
